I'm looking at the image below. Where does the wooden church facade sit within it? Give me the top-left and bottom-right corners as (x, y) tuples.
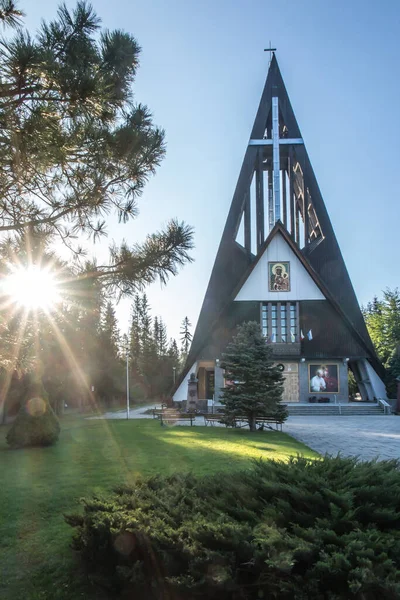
(173, 55), (386, 409)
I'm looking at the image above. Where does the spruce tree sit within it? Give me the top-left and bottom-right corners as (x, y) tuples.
(101, 302), (120, 358)
(363, 288), (400, 395)
(180, 316), (192, 356)
(220, 321), (286, 431)
(95, 302), (123, 407)
(157, 318), (168, 356)
(153, 317), (160, 353)
(139, 294), (157, 397)
(129, 294), (142, 373)
(168, 338), (180, 363)
(386, 348), (400, 398)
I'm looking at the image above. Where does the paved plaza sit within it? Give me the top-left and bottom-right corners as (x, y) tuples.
(284, 416), (400, 461)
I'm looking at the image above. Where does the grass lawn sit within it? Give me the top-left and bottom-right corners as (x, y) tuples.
(0, 417), (316, 600)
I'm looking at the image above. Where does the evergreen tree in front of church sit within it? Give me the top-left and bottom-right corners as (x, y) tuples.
(220, 322), (286, 431)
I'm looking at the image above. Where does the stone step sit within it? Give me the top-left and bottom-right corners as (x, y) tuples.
(288, 412), (383, 416)
(286, 404), (385, 416)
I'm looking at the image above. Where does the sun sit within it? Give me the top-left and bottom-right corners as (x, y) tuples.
(3, 265), (61, 310)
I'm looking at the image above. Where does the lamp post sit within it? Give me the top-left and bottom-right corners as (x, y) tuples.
(172, 366), (176, 385)
(126, 347), (130, 420)
(213, 358), (220, 414)
(122, 336), (130, 420)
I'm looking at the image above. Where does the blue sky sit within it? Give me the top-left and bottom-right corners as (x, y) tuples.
(29, 0), (400, 342)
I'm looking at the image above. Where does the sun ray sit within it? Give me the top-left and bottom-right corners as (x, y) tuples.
(43, 308), (133, 475)
(44, 309), (97, 409)
(0, 309), (29, 419)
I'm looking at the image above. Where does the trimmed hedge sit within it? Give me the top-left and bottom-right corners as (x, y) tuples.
(66, 456), (400, 599)
(6, 380), (60, 448)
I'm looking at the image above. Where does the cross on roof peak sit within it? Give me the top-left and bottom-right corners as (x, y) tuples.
(264, 43), (276, 58)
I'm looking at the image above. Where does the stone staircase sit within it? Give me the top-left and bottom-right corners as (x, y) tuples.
(285, 403), (386, 416)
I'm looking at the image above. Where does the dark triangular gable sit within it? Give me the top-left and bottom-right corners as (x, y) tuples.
(175, 55), (382, 392)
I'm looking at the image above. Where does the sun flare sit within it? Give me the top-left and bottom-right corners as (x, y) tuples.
(3, 265), (60, 310)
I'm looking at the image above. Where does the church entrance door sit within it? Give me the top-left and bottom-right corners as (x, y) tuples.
(281, 362), (299, 402)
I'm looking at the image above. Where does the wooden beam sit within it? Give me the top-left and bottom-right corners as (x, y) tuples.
(289, 148), (295, 238)
(295, 203), (300, 245)
(282, 164), (287, 228)
(304, 188), (309, 246)
(255, 149), (264, 251)
(249, 138), (303, 146)
(303, 155), (309, 245)
(268, 167), (274, 232)
(244, 191), (251, 252)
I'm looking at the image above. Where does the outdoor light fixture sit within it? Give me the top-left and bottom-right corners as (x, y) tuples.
(122, 338), (130, 420)
(215, 358), (220, 367)
(300, 358), (306, 363)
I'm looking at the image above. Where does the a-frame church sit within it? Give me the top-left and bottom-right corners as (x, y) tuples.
(173, 54), (387, 409)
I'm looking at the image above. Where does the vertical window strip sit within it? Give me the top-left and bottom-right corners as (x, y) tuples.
(290, 302), (297, 340)
(262, 302), (298, 343)
(271, 304), (277, 342)
(261, 304), (268, 338)
(280, 304), (287, 342)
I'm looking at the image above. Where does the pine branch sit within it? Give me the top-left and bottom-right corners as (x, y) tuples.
(0, 0), (24, 30)
(72, 220), (194, 298)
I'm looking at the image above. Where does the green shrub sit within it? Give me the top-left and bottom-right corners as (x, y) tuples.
(6, 379), (60, 448)
(66, 456), (400, 599)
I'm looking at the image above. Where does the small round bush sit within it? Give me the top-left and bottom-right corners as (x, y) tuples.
(6, 379), (60, 448)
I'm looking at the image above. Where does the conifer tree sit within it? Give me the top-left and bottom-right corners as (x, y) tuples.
(363, 288), (400, 395)
(140, 294), (153, 356)
(168, 338), (181, 388)
(139, 294), (157, 397)
(153, 316), (160, 353)
(0, 1), (193, 295)
(157, 318), (168, 356)
(0, 0), (23, 28)
(220, 321), (286, 431)
(101, 302), (120, 359)
(180, 316), (192, 356)
(129, 293), (142, 373)
(168, 338), (180, 362)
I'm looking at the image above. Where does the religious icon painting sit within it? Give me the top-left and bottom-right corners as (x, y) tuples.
(269, 261), (290, 292)
(308, 364), (339, 394)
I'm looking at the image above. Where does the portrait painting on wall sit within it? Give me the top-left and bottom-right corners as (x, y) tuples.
(309, 364), (339, 394)
(269, 261), (290, 292)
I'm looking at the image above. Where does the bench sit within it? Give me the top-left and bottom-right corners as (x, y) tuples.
(232, 415), (284, 431)
(254, 416), (284, 432)
(152, 403), (168, 419)
(152, 409), (164, 419)
(203, 414), (226, 426)
(160, 411), (196, 426)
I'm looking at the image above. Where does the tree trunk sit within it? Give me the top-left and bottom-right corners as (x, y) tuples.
(249, 415), (256, 431)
